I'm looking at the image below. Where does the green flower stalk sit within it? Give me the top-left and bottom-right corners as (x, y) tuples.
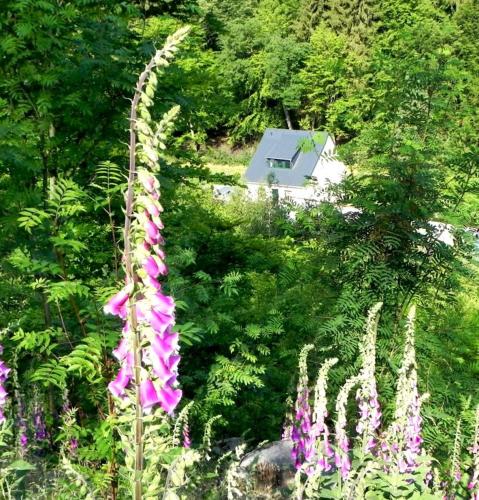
(451, 419), (463, 484)
(468, 405), (479, 498)
(334, 375), (359, 479)
(384, 306), (428, 473)
(0, 345), (9, 425)
(173, 401), (194, 448)
(103, 27), (189, 500)
(312, 358), (338, 472)
(355, 303), (382, 454)
(292, 345), (315, 472)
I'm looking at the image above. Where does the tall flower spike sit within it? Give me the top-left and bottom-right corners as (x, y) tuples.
(312, 358), (338, 473)
(0, 344), (9, 425)
(103, 27), (190, 499)
(385, 305), (427, 473)
(17, 395), (28, 455)
(451, 419), (462, 484)
(468, 405), (479, 498)
(105, 83), (183, 416)
(356, 303), (382, 454)
(334, 375), (359, 480)
(33, 397), (48, 442)
(291, 344), (315, 473)
(282, 396), (294, 441)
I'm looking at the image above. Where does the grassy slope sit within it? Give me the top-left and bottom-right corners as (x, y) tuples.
(201, 143), (254, 177)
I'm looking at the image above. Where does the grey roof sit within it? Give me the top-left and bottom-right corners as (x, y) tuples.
(245, 129), (329, 188)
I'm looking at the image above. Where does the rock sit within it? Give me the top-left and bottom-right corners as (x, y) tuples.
(240, 440), (294, 470)
(239, 440), (295, 491)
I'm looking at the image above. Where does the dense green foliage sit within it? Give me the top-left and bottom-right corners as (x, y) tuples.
(0, 0), (478, 496)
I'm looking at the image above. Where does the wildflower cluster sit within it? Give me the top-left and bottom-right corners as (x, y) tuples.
(0, 344), (9, 425)
(289, 304), (437, 497)
(292, 346), (339, 477)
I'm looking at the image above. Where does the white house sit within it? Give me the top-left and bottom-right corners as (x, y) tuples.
(244, 128), (346, 205)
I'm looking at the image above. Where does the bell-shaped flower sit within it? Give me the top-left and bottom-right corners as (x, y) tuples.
(104, 288), (130, 318)
(150, 292), (175, 316)
(144, 219), (160, 245)
(108, 366), (132, 398)
(151, 331), (178, 360)
(140, 379), (161, 409)
(150, 353), (174, 384)
(0, 385), (7, 404)
(155, 255), (168, 275)
(158, 383), (182, 415)
(138, 168), (160, 194)
(153, 245), (166, 260)
(138, 195), (163, 217)
(0, 361), (10, 382)
(152, 215), (164, 230)
(112, 338), (130, 362)
(20, 433), (28, 448)
(168, 355), (181, 373)
(143, 255), (160, 278)
(143, 275), (162, 290)
(148, 309), (175, 335)
(147, 201), (160, 217)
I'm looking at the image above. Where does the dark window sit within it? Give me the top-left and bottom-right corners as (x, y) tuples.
(268, 159), (291, 169)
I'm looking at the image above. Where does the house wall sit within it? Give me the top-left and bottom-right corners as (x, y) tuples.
(322, 136), (336, 156)
(311, 156), (347, 187)
(247, 183), (324, 206)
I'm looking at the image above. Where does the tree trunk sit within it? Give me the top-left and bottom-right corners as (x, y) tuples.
(282, 103), (293, 130)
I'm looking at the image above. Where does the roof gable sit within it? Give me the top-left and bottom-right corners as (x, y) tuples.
(245, 129), (330, 187)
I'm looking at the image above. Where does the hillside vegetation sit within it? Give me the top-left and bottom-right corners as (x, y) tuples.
(0, 0), (478, 498)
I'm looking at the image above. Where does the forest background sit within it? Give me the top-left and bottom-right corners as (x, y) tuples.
(0, 0), (478, 496)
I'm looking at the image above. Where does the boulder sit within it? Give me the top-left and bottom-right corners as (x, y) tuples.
(239, 440), (295, 491)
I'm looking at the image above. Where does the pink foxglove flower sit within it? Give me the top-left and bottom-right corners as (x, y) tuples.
(16, 395), (28, 453)
(143, 255), (160, 278)
(158, 384), (182, 415)
(108, 367), (133, 398)
(104, 288), (130, 319)
(138, 169), (160, 194)
(140, 379), (161, 410)
(20, 433), (28, 448)
(33, 402), (48, 442)
(150, 292), (175, 315)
